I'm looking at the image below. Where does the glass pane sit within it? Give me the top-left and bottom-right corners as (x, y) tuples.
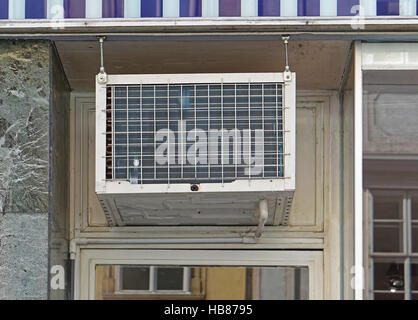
(412, 294), (418, 300)
(363, 70), (418, 194)
(156, 267), (184, 291)
(413, 196), (418, 220)
(413, 223), (418, 253)
(256, 267), (309, 300)
(373, 261), (405, 292)
(363, 80), (418, 147)
(373, 194), (403, 220)
(412, 263), (418, 291)
(95, 265), (309, 300)
(373, 222), (403, 252)
(120, 266), (150, 291)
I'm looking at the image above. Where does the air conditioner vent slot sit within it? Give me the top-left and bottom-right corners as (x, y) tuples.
(105, 82), (284, 185)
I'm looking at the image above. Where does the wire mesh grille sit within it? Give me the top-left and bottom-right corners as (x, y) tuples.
(105, 82), (285, 184)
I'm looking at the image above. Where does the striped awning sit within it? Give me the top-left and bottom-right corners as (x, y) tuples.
(0, 0), (414, 20)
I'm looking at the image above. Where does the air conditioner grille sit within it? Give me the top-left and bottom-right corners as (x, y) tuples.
(105, 82), (284, 184)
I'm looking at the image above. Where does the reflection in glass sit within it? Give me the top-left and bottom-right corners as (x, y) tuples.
(364, 69), (418, 300)
(95, 265), (309, 300)
(254, 267), (309, 300)
(373, 222), (403, 252)
(411, 264), (418, 291)
(412, 197), (418, 220)
(373, 261), (404, 292)
(373, 195), (403, 220)
(413, 223), (418, 253)
(120, 266), (149, 291)
(156, 267), (184, 291)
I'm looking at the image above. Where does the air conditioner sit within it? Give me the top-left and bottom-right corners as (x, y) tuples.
(96, 73), (296, 227)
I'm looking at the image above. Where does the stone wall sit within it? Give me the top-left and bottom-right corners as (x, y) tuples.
(0, 213), (48, 299)
(0, 41), (49, 213)
(49, 44), (71, 300)
(0, 40), (53, 299)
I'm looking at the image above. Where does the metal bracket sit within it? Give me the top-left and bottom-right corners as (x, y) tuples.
(255, 199), (269, 239)
(97, 36), (108, 84)
(282, 35), (292, 82)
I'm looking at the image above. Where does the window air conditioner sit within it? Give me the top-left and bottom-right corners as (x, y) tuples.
(96, 73), (296, 227)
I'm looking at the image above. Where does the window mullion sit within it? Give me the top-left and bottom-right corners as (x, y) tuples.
(150, 266), (157, 292)
(406, 194), (413, 299)
(367, 189), (374, 299)
(405, 257), (411, 300)
(403, 194), (410, 255)
(183, 267), (191, 293)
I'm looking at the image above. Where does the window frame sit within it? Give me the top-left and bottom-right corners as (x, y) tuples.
(365, 189), (418, 300)
(77, 249), (323, 300)
(114, 265), (192, 295)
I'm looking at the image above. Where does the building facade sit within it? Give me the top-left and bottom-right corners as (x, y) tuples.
(0, 0), (417, 300)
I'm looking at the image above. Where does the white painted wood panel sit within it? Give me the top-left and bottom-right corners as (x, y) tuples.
(288, 100), (324, 229)
(88, 107), (108, 226)
(72, 93), (327, 233)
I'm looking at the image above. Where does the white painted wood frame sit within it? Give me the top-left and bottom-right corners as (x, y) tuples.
(77, 249), (324, 300)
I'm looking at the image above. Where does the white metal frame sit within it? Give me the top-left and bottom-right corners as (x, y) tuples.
(78, 249), (323, 300)
(96, 72), (296, 195)
(115, 266), (192, 295)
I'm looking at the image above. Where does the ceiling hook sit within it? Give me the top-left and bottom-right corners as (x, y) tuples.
(97, 36), (108, 84)
(282, 35), (292, 82)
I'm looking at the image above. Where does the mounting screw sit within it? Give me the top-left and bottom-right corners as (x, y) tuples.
(97, 72), (108, 84)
